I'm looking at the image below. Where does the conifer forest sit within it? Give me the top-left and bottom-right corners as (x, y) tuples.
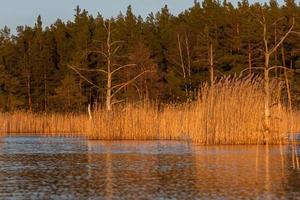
(0, 0), (300, 113)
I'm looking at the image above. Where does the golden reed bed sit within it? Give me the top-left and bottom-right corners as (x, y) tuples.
(0, 77), (299, 144)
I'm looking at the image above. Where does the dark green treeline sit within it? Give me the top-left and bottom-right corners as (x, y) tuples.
(0, 0), (300, 112)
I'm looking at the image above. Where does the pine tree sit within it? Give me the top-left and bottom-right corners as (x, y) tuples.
(52, 74), (87, 111)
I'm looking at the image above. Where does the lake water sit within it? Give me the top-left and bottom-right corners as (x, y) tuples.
(0, 137), (299, 200)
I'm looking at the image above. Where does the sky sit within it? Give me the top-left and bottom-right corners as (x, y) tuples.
(0, 0), (286, 33)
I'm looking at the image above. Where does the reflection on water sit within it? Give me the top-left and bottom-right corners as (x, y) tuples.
(0, 137), (299, 200)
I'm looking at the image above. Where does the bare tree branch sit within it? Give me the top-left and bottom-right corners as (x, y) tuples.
(240, 67), (265, 75)
(67, 65), (99, 88)
(269, 17), (295, 55)
(111, 99), (125, 106)
(111, 70), (151, 98)
(111, 64), (136, 75)
(92, 39), (103, 44)
(291, 31), (300, 35)
(68, 65), (108, 74)
(251, 12), (264, 26)
(86, 50), (108, 58)
(215, 69), (225, 76)
(131, 82), (142, 100)
(264, 65), (299, 77)
(268, 65), (294, 72)
(272, 17), (285, 26)
(112, 46), (120, 56)
(103, 21), (109, 32)
(111, 40), (124, 46)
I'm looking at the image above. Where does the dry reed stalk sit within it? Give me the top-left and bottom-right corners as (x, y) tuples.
(0, 77), (299, 144)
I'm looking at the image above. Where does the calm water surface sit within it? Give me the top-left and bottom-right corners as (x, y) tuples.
(0, 137), (299, 200)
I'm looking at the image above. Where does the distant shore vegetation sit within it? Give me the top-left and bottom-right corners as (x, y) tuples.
(0, 1), (300, 144)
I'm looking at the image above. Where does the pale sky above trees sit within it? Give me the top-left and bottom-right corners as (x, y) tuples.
(0, 0), (285, 32)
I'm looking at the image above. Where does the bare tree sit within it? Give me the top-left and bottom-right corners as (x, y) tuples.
(177, 33), (188, 97)
(258, 15), (295, 143)
(208, 41), (214, 85)
(23, 40), (32, 112)
(204, 27), (215, 85)
(68, 20), (150, 111)
(128, 41), (158, 100)
(175, 31), (194, 99)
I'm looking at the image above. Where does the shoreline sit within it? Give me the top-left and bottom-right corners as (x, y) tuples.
(1, 78), (299, 145)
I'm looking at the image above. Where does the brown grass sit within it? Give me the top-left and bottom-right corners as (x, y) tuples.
(0, 77), (299, 144)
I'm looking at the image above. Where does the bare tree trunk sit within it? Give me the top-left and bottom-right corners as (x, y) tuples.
(281, 45), (292, 112)
(44, 73), (47, 111)
(237, 23), (240, 53)
(79, 77), (83, 104)
(42, 45), (47, 112)
(184, 32), (192, 98)
(281, 44), (296, 155)
(68, 20), (150, 111)
(274, 23), (278, 77)
(274, 23), (283, 108)
(177, 33), (188, 97)
(248, 41), (252, 76)
(67, 87), (71, 109)
(26, 42), (32, 112)
(106, 73), (112, 111)
(184, 33), (191, 78)
(88, 104), (92, 120)
(209, 42), (214, 85)
(106, 22), (112, 111)
(256, 14), (295, 143)
(263, 22), (270, 143)
(27, 75), (32, 112)
(145, 80), (149, 99)
(264, 58), (271, 142)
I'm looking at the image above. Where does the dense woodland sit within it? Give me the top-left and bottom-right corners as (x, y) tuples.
(0, 0), (300, 112)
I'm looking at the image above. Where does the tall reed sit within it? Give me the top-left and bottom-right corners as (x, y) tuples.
(0, 77), (298, 144)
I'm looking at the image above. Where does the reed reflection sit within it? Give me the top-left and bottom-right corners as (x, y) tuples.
(86, 141), (200, 199)
(0, 138), (299, 199)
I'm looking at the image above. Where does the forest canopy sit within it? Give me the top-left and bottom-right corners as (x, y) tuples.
(0, 0), (300, 112)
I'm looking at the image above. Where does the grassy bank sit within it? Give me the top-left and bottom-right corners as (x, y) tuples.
(0, 77), (299, 144)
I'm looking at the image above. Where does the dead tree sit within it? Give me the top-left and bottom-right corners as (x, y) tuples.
(68, 20), (150, 111)
(258, 15), (295, 143)
(208, 41), (214, 85)
(177, 33), (188, 97)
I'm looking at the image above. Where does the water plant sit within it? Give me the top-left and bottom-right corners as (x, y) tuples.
(1, 77), (298, 145)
